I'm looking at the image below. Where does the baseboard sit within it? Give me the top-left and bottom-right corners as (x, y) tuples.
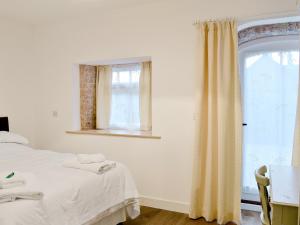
(139, 195), (190, 214)
(139, 196), (261, 214)
(241, 203), (261, 212)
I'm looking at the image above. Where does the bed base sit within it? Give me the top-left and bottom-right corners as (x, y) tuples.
(92, 207), (126, 225)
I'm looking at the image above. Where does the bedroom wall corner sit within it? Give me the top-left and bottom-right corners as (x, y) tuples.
(31, 0), (297, 213)
(0, 18), (38, 146)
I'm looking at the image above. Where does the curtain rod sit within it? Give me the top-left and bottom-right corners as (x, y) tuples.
(193, 10), (299, 26)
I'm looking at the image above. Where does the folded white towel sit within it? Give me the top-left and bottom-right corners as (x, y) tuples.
(77, 153), (106, 164)
(0, 171), (26, 189)
(63, 159), (116, 174)
(0, 173), (43, 203)
(0, 190), (43, 203)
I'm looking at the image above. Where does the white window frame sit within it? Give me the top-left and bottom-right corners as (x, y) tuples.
(239, 35), (300, 204)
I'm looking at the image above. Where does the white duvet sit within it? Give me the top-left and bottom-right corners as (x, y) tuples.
(0, 143), (140, 225)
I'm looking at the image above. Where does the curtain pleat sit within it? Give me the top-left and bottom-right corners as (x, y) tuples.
(96, 65), (112, 129)
(139, 62), (152, 131)
(190, 20), (242, 224)
(292, 64), (300, 167)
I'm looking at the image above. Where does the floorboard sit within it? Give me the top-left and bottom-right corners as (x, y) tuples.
(124, 206), (260, 225)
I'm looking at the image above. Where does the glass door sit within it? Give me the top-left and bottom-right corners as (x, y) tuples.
(240, 39), (299, 201)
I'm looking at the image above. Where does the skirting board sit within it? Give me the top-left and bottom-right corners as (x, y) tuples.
(139, 196), (261, 214)
(241, 203), (261, 212)
(139, 195), (190, 214)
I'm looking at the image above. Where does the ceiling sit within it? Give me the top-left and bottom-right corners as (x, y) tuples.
(0, 0), (156, 25)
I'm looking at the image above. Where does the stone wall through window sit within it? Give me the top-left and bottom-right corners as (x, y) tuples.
(80, 64), (97, 130)
(238, 22), (300, 46)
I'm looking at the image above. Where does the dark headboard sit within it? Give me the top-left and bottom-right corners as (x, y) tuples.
(0, 117), (9, 131)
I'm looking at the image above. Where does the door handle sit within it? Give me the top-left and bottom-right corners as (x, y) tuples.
(243, 123), (247, 126)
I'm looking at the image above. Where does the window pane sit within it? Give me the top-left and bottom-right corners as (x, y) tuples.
(110, 65), (141, 130)
(242, 50), (299, 194)
(131, 71), (140, 83)
(119, 71), (130, 83)
(112, 72), (119, 83)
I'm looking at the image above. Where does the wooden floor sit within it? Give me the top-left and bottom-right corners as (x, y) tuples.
(124, 206), (261, 225)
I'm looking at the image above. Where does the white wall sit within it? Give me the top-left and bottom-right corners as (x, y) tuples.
(29, 0), (297, 212)
(0, 19), (37, 145)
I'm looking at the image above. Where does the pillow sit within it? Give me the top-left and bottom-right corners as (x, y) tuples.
(0, 131), (29, 145)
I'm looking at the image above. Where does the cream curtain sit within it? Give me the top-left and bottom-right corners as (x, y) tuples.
(139, 62), (152, 131)
(292, 26), (300, 167)
(292, 67), (300, 167)
(96, 65), (112, 129)
(190, 20), (242, 224)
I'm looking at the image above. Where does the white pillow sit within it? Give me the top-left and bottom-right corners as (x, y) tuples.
(0, 132), (29, 145)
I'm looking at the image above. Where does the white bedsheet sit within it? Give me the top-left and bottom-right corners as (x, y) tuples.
(0, 143), (140, 225)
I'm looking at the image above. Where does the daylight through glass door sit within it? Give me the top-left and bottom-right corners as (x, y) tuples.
(240, 39), (299, 200)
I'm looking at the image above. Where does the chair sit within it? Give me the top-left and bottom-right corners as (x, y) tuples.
(255, 165), (271, 225)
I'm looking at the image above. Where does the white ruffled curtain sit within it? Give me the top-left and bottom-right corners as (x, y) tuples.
(292, 39), (300, 166)
(96, 65), (112, 129)
(139, 62), (152, 131)
(293, 96), (300, 166)
(96, 62), (152, 131)
(293, 0), (300, 166)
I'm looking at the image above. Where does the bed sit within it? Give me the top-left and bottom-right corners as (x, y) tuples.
(0, 117), (140, 225)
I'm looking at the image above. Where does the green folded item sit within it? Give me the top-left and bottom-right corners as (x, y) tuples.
(5, 172), (14, 179)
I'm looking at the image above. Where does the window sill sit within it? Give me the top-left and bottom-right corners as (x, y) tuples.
(66, 129), (161, 139)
